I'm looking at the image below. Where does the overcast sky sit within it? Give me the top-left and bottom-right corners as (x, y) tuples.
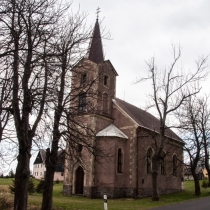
(71, 0), (210, 109)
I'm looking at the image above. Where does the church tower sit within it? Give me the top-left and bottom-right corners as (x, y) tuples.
(69, 15), (118, 122)
(63, 15), (118, 197)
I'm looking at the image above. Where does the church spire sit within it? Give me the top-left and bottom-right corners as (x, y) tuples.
(88, 8), (104, 63)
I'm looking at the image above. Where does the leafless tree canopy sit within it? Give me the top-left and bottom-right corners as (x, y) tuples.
(0, 0), (102, 209)
(177, 94), (210, 195)
(136, 46), (208, 200)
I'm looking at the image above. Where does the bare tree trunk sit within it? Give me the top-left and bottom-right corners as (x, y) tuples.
(14, 144), (31, 210)
(192, 174), (201, 196)
(41, 148), (56, 210)
(152, 157), (160, 201)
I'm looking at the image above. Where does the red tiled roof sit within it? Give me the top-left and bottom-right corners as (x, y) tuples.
(114, 98), (182, 142)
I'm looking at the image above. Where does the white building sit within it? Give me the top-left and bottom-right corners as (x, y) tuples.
(33, 149), (64, 181)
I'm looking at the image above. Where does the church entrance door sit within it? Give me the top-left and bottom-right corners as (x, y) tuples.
(75, 166), (84, 194)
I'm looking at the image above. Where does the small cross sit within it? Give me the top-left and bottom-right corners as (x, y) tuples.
(96, 7), (100, 19)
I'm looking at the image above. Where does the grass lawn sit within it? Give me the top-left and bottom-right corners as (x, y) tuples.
(0, 178), (210, 210)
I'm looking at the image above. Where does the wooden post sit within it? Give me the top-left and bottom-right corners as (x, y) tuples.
(104, 195), (108, 210)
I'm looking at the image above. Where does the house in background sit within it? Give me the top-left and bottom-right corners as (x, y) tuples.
(33, 149), (65, 181)
(183, 163), (206, 181)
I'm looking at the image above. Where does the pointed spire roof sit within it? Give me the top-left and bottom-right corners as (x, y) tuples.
(88, 18), (104, 63)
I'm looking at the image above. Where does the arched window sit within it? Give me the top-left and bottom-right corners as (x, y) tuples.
(76, 144), (83, 156)
(104, 75), (109, 86)
(102, 92), (108, 114)
(173, 155), (177, 176)
(147, 148), (152, 173)
(117, 148), (123, 173)
(78, 92), (86, 112)
(81, 73), (87, 85)
(160, 152), (166, 175)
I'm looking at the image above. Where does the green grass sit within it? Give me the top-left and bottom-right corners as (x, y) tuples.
(0, 178), (210, 210)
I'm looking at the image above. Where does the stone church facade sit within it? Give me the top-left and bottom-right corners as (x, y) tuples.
(63, 17), (184, 198)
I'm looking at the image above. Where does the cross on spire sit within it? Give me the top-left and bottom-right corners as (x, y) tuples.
(96, 7), (100, 20)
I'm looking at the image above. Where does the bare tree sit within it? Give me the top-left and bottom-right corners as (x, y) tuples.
(0, 0), (70, 209)
(197, 96), (210, 183)
(41, 15), (113, 208)
(137, 46), (208, 200)
(40, 13), (97, 209)
(177, 96), (203, 196)
(1, 0), (107, 208)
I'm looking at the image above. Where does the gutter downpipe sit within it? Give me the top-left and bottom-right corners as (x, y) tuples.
(136, 128), (139, 198)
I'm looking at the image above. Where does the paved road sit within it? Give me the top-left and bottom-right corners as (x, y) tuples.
(150, 197), (210, 210)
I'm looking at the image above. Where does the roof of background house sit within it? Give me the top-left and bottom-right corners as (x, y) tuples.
(40, 149), (46, 162)
(33, 149), (65, 167)
(113, 98), (182, 142)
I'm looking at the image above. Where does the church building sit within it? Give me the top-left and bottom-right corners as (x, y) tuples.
(63, 16), (184, 198)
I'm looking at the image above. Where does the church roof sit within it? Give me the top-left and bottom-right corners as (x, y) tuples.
(96, 124), (128, 139)
(87, 19), (104, 63)
(113, 98), (182, 142)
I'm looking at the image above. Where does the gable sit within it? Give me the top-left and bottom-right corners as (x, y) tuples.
(103, 60), (118, 76)
(96, 124), (128, 139)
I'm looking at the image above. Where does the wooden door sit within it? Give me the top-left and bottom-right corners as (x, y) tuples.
(75, 166), (84, 194)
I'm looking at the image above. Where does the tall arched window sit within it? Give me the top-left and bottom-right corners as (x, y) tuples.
(117, 148), (123, 173)
(173, 155), (177, 176)
(102, 92), (108, 114)
(104, 75), (109, 86)
(78, 92), (86, 112)
(147, 148), (152, 173)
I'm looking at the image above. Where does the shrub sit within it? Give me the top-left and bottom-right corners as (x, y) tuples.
(201, 180), (210, 189)
(9, 178), (36, 194)
(36, 179), (45, 193)
(28, 178), (36, 195)
(9, 179), (15, 194)
(0, 197), (13, 209)
(8, 170), (15, 178)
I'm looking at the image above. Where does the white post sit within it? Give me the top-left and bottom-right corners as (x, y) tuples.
(181, 177), (184, 191)
(181, 181), (184, 190)
(104, 195), (108, 210)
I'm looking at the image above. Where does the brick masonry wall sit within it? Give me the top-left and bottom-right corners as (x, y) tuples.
(63, 185), (72, 196)
(79, 186), (182, 198)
